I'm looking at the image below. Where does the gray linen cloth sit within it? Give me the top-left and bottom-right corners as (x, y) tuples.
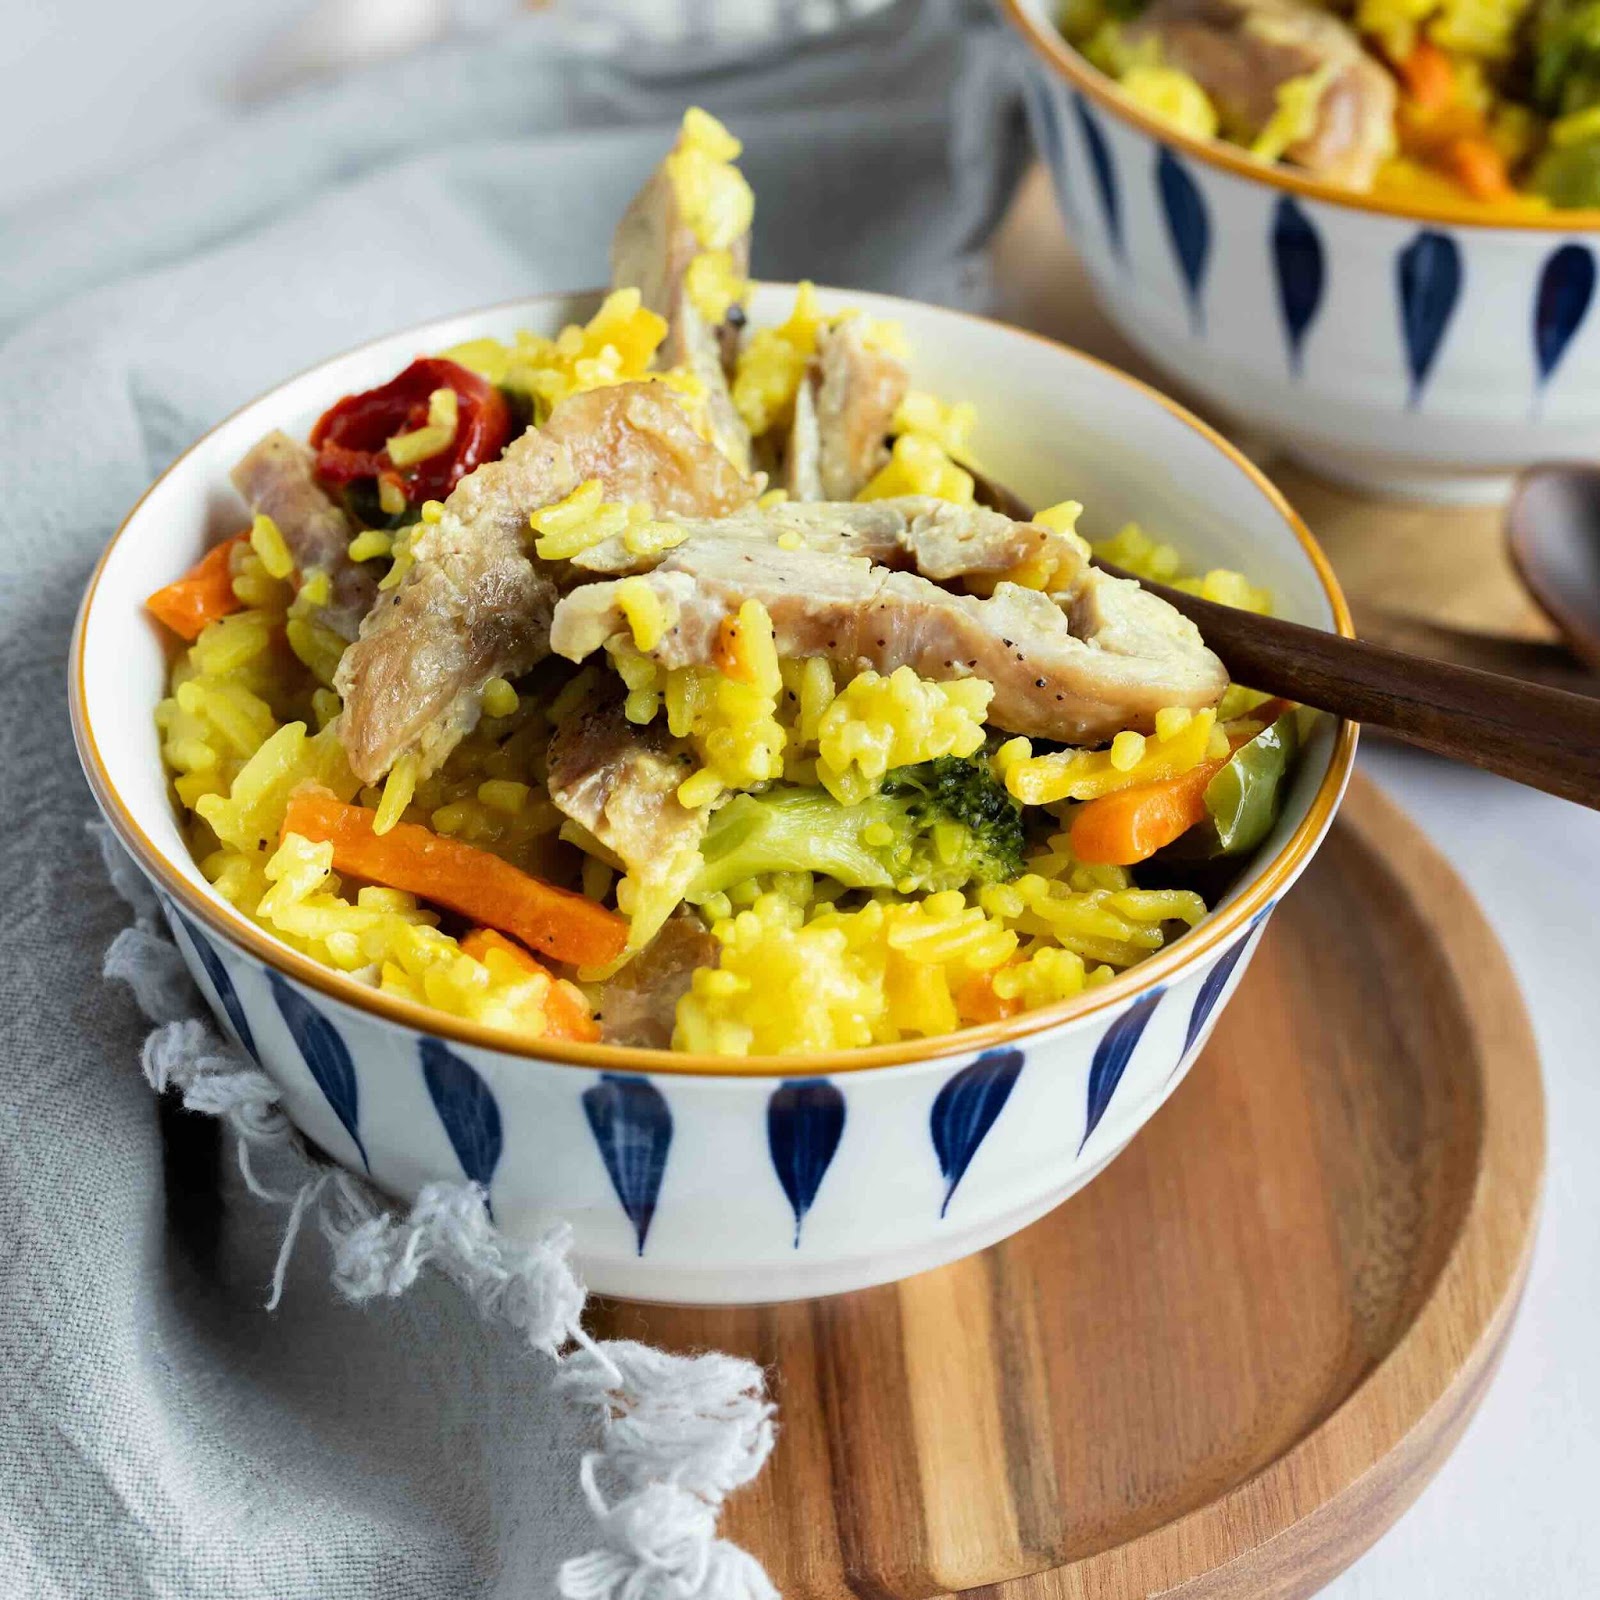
(0, 4), (1024, 1594)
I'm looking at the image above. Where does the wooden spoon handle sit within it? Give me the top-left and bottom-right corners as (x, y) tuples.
(1118, 567), (1600, 808)
(968, 470), (1600, 806)
(1350, 606), (1600, 700)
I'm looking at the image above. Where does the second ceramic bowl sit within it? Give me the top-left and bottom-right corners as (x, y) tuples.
(1004, 0), (1600, 504)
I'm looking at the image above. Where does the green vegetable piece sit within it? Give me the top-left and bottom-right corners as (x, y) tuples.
(880, 754), (1026, 884)
(1532, 136), (1600, 207)
(693, 788), (900, 897)
(341, 478), (424, 532)
(1202, 710), (1299, 857)
(1532, 0), (1600, 114)
(690, 757), (1025, 900)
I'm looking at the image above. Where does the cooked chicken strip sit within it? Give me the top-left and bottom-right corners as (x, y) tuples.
(570, 496), (1088, 587)
(550, 540), (1226, 744)
(612, 136), (752, 472)
(545, 696), (706, 876)
(596, 913), (719, 1049)
(785, 373), (824, 501)
(230, 432), (376, 641)
(1127, 0), (1395, 188)
(813, 320), (909, 500)
(335, 382), (757, 784)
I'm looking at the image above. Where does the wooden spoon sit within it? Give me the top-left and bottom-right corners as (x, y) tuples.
(1507, 463), (1600, 674)
(972, 472), (1600, 809)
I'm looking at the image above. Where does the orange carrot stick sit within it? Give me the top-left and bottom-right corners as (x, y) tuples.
(955, 968), (1024, 1025)
(1443, 135), (1514, 202)
(1398, 39), (1455, 113)
(145, 533), (247, 641)
(1069, 758), (1228, 866)
(460, 927), (601, 1041)
(282, 786), (628, 968)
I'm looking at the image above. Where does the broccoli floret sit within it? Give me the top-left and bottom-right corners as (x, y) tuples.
(1532, 0), (1600, 116)
(880, 755), (1027, 884)
(691, 757), (1025, 900)
(1533, 134), (1600, 206)
(1528, 0), (1600, 210)
(693, 788), (910, 896)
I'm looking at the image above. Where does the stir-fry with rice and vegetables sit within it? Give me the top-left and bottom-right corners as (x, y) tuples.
(1058, 0), (1600, 209)
(149, 109), (1305, 1057)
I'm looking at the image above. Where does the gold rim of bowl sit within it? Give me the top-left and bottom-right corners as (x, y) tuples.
(71, 286), (1360, 1078)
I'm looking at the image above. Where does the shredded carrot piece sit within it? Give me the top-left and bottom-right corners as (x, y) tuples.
(460, 928), (601, 1042)
(282, 786), (628, 968)
(145, 534), (247, 641)
(1069, 705), (1285, 866)
(712, 614), (755, 683)
(1443, 135), (1515, 201)
(1398, 40), (1455, 114)
(1069, 758), (1228, 866)
(956, 968), (1025, 1024)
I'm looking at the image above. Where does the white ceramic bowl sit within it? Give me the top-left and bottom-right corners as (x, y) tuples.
(1004, 0), (1600, 504)
(72, 286), (1356, 1304)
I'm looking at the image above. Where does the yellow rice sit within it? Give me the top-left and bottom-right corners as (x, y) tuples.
(159, 445), (1265, 1054)
(157, 140), (1277, 1053)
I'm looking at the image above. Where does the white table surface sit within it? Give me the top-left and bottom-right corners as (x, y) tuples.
(1333, 744), (1600, 1599)
(8, 5), (1599, 1594)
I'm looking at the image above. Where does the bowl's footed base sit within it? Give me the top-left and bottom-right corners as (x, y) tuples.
(1280, 444), (1517, 507)
(583, 1144), (1125, 1306)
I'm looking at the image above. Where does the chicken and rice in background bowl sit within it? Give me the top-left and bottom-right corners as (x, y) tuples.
(1003, 0), (1600, 502)
(73, 113), (1354, 1304)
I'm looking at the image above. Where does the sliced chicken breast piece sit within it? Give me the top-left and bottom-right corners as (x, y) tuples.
(546, 694), (712, 971)
(611, 138), (752, 473)
(545, 696), (706, 876)
(1129, 0), (1396, 188)
(595, 913), (719, 1049)
(230, 431), (377, 641)
(550, 539), (1227, 745)
(544, 382), (755, 521)
(570, 496), (1089, 588)
(335, 382), (757, 784)
(813, 320), (909, 500)
(785, 373), (824, 501)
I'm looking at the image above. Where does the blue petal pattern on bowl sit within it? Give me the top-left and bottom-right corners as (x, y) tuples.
(1170, 902), (1277, 1085)
(1270, 197), (1325, 377)
(1074, 93), (1122, 259)
(1156, 147), (1211, 334)
(1081, 990), (1164, 1155)
(582, 1074), (673, 1254)
(268, 972), (367, 1169)
(767, 1078), (847, 1246)
(931, 1047), (1025, 1218)
(1181, 932), (1253, 1060)
(420, 1038), (504, 1199)
(170, 905), (257, 1062)
(1397, 231), (1463, 407)
(1026, 73), (1078, 224)
(1534, 242), (1596, 389)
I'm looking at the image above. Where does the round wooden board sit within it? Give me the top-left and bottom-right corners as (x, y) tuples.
(591, 774), (1546, 1600)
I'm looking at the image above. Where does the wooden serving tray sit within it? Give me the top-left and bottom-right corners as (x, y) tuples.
(593, 775), (1545, 1599)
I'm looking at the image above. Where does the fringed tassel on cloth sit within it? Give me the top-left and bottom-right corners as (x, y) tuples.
(92, 822), (778, 1600)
